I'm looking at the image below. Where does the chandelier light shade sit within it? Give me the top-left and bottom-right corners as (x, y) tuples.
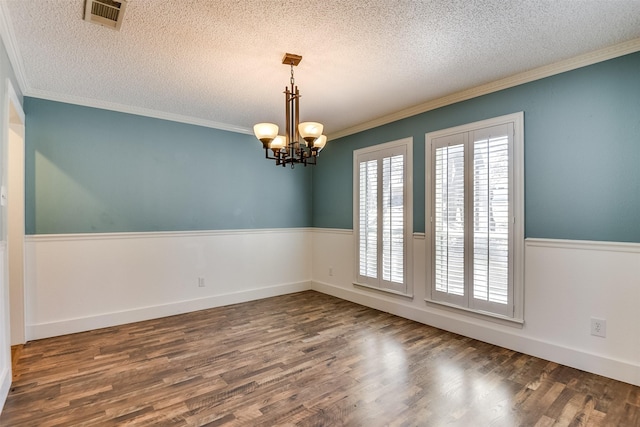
(270, 135), (286, 151)
(253, 123), (279, 145)
(254, 53), (327, 167)
(313, 135), (327, 150)
(298, 122), (323, 145)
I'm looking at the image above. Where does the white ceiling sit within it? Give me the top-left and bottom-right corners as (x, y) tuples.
(2, 0), (640, 138)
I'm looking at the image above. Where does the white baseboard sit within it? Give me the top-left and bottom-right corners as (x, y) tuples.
(28, 281), (311, 340)
(311, 280), (640, 387)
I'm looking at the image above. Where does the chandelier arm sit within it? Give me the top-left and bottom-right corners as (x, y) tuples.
(265, 145), (288, 161)
(305, 154), (317, 166)
(264, 148), (272, 160)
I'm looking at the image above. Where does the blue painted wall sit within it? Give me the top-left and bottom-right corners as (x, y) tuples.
(22, 52), (640, 241)
(24, 99), (313, 234)
(312, 52), (640, 243)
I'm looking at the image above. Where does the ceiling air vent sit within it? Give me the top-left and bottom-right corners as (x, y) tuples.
(84, 0), (127, 30)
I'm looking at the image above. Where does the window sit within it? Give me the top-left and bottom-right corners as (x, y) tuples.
(354, 138), (413, 296)
(426, 113), (524, 320)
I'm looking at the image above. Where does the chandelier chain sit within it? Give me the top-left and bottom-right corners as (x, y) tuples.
(290, 62), (295, 87)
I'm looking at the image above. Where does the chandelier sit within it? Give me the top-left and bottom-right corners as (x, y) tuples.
(253, 53), (327, 168)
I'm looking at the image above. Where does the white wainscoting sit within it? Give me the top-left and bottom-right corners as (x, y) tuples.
(24, 229), (313, 340)
(310, 229), (640, 386)
(21, 228), (640, 386)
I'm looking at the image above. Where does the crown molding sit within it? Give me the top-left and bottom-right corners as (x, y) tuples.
(26, 89), (253, 135)
(328, 37), (640, 140)
(0, 1), (29, 95)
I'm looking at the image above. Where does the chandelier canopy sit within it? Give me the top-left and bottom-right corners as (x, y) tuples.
(254, 53), (327, 168)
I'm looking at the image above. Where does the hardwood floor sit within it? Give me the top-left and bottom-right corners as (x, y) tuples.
(1, 291), (638, 426)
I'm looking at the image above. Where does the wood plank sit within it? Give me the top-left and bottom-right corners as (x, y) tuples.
(1, 291), (638, 426)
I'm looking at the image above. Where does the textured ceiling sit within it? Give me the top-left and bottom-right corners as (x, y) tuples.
(2, 0), (640, 137)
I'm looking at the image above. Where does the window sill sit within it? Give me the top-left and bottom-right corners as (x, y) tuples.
(353, 282), (414, 299)
(424, 298), (524, 328)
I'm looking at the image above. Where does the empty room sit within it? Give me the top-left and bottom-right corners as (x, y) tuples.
(0, 0), (639, 425)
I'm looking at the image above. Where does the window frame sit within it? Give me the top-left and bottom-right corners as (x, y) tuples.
(353, 137), (413, 298)
(425, 112), (524, 322)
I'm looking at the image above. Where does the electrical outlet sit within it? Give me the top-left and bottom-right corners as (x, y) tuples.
(329, 266), (333, 276)
(198, 277), (205, 287)
(590, 318), (606, 338)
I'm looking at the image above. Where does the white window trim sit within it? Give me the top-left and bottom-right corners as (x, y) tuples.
(425, 112), (524, 322)
(353, 137), (413, 298)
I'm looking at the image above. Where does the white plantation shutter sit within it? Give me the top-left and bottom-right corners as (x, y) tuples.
(359, 160), (378, 279)
(429, 119), (517, 318)
(433, 134), (466, 305)
(469, 124), (513, 314)
(382, 155), (404, 284)
(472, 125), (511, 313)
(355, 139), (411, 295)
